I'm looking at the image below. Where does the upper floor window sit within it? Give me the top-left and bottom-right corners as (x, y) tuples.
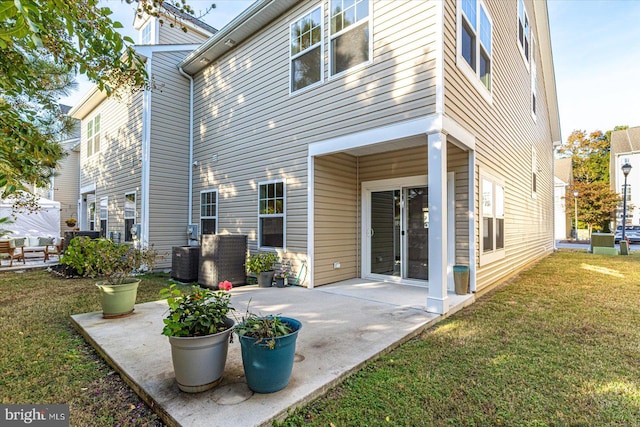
(518, 0), (530, 64)
(141, 22), (152, 45)
(200, 190), (218, 236)
(330, 0), (370, 76)
(480, 170), (505, 265)
(291, 6), (323, 92)
(86, 114), (101, 157)
(458, 0), (492, 92)
(124, 192), (136, 242)
(259, 181), (285, 248)
(532, 147), (537, 197)
(622, 184), (632, 202)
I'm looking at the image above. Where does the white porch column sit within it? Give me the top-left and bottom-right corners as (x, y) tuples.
(427, 132), (449, 314)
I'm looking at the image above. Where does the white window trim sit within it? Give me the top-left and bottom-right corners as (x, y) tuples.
(124, 192), (136, 242)
(456, 0), (492, 104)
(200, 189), (218, 235)
(258, 179), (286, 250)
(531, 147), (537, 199)
(479, 168), (505, 266)
(289, 3), (324, 96)
(86, 114), (101, 158)
(328, 0), (373, 80)
(517, 0), (531, 70)
(530, 35), (537, 121)
(99, 196), (108, 236)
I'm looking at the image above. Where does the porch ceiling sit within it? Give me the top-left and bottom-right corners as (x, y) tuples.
(341, 136), (426, 157)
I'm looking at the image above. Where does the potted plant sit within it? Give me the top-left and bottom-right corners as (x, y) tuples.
(65, 217), (77, 228)
(273, 265), (290, 288)
(160, 281), (235, 393)
(235, 310), (302, 393)
(246, 251), (278, 288)
(61, 237), (158, 318)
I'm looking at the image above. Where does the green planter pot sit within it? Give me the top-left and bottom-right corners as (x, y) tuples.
(168, 317), (235, 393)
(95, 278), (140, 318)
(239, 317), (301, 393)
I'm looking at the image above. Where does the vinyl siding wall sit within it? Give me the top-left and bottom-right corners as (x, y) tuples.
(158, 22), (211, 45)
(191, 0), (440, 282)
(313, 142), (469, 286)
(54, 145), (80, 232)
(148, 50), (193, 268)
(443, 0), (554, 292)
(79, 90), (143, 241)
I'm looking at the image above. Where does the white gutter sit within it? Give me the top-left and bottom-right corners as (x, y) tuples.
(178, 66), (194, 226)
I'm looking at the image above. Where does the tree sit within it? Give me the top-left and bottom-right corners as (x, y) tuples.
(557, 130), (610, 183)
(569, 181), (620, 234)
(0, 0), (212, 200)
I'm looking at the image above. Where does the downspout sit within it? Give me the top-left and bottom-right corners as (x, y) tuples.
(141, 57), (152, 247)
(178, 66), (195, 241)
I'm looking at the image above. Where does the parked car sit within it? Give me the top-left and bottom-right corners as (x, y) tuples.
(614, 225), (640, 243)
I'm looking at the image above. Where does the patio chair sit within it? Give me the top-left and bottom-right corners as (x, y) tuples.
(0, 240), (25, 267)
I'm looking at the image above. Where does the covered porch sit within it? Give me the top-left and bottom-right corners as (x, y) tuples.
(308, 114), (477, 314)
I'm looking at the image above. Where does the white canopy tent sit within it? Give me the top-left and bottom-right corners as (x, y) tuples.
(0, 197), (61, 238)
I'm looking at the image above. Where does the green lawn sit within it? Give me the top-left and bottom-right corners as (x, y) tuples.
(1, 252), (639, 427)
(280, 251), (640, 426)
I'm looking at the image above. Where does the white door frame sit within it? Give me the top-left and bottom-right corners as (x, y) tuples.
(361, 174), (455, 288)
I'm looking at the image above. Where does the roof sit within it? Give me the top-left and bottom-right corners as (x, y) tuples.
(554, 157), (572, 184)
(160, 1), (218, 35)
(179, 0), (298, 75)
(611, 126), (640, 155)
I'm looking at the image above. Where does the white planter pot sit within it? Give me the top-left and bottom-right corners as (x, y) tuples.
(168, 317), (235, 393)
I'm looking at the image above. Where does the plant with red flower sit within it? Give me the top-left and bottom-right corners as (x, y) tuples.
(218, 280), (233, 291)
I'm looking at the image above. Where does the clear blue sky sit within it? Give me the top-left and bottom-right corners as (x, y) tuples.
(61, 0), (640, 143)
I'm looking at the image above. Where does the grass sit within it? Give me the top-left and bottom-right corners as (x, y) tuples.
(0, 269), (174, 426)
(1, 252), (639, 426)
(279, 251), (640, 426)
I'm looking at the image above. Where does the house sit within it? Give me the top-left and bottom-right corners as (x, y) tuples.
(554, 157), (572, 240)
(610, 126), (640, 226)
(175, 0), (561, 313)
(68, 3), (216, 266)
(54, 105), (81, 232)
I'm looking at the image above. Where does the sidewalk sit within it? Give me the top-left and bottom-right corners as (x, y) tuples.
(72, 280), (474, 427)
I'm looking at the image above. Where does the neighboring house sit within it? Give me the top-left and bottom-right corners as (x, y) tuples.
(69, 3), (216, 267)
(553, 157), (572, 240)
(610, 126), (640, 226)
(174, 0), (561, 314)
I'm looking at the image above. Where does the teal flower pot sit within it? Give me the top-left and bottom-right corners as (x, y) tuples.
(239, 317), (301, 393)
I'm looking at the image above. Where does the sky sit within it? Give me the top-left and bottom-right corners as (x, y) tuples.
(60, 0), (640, 143)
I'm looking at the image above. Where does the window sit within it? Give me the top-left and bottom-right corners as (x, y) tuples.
(532, 147), (537, 197)
(99, 197), (108, 238)
(531, 36), (537, 118)
(458, 0), (492, 92)
(622, 184), (631, 202)
(518, 0), (530, 64)
(86, 114), (101, 157)
(141, 22), (151, 44)
(291, 6), (323, 92)
(480, 171), (505, 265)
(258, 181), (285, 248)
(88, 202), (95, 231)
(124, 192), (136, 242)
(200, 190), (218, 236)
(330, 0), (370, 76)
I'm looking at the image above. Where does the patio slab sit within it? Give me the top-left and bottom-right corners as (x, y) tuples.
(71, 281), (474, 427)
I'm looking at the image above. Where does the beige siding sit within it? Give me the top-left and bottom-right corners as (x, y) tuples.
(359, 144), (428, 183)
(443, 0), (555, 292)
(191, 0), (439, 275)
(158, 22), (211, 45)
(148, 50), (193, 268)
(314, 154), (358, 286)
(79, 89), (143, 240)
(54, 146), (79, 232)
(447, 143), (470, 265)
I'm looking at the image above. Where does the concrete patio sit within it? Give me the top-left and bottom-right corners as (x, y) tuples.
(71, 280), (475, 427)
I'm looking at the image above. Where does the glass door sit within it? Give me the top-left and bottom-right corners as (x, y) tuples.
(366, 183), (429, 283)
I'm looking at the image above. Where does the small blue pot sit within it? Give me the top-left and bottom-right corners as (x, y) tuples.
(239, 317), (302, 393)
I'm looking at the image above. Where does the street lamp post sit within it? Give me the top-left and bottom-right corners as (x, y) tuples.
(573, 190), (579, 239)
(621, 163), (632, 241)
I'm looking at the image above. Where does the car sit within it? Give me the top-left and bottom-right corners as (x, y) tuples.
(614, 225), (640, 243)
